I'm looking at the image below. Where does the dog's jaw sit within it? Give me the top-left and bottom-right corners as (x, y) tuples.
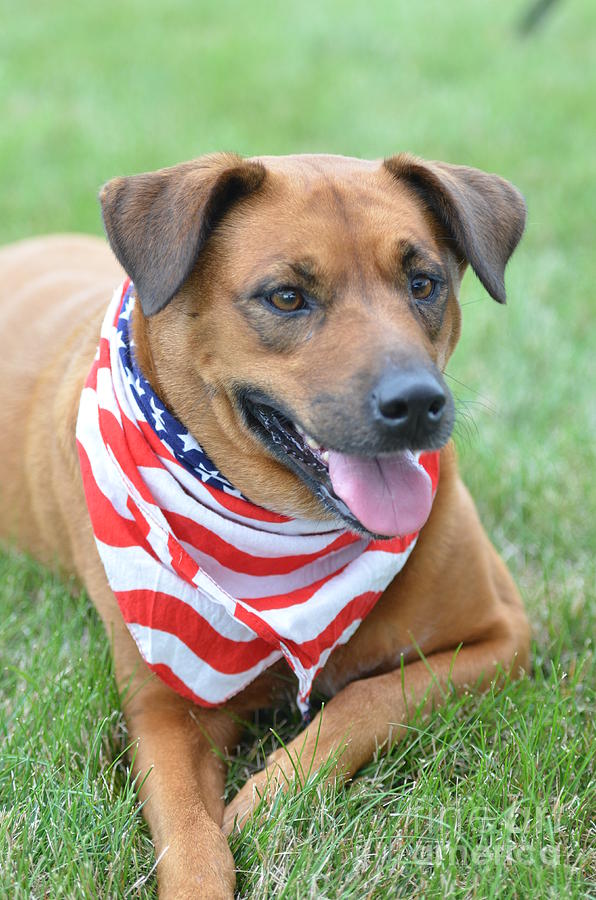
(238, 391), (439, 538)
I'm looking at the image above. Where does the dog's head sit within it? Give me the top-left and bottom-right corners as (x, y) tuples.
(100, 153), (525, 537)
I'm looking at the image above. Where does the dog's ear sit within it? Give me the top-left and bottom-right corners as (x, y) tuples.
(99, 154), (266, 316)
(384, 154), (526, 303)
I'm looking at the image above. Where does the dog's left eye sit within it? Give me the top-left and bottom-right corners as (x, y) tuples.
(267, 289), (307, 313)
(410, 275), (437, 302)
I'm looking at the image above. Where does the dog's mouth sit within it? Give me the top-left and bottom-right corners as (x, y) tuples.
(240, 393), (436, 538)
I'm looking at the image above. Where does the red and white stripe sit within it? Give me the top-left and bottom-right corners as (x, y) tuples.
(76, 282), (439, 712)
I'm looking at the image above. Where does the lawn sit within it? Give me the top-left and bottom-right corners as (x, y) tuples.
(1, 0), (595, 896)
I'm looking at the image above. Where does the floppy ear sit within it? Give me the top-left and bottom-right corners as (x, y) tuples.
(384, 154), (526, 303)
(99, 153), (266, 316)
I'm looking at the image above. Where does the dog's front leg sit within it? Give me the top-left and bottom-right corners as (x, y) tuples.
(122, 675), (239, 899)
(82, 563), (239, 899)
(223, 628), (528, 835)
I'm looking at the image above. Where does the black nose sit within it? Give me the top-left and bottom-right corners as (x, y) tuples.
(372, 368), (447, 440)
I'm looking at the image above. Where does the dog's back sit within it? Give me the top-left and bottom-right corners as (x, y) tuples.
(0, 235), (122, 564)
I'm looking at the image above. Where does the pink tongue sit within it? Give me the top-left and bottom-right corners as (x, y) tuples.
(327, 450), (433, 537)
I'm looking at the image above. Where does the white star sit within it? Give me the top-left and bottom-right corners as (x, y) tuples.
(177, 432), (196, 453)
(125, 368), (145, 398)
(120, 294), (135, 320)
(114, 329), (126, 351)
(203, 468), (233, 489)
(150, 396), (166, 431)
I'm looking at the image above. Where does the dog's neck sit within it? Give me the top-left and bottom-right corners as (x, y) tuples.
(130, 301), (165, 403)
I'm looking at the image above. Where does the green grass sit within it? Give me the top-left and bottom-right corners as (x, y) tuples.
(1, 0), (595, 896)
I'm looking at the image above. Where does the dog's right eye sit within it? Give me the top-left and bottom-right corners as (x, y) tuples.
(410, 275), (436, 301)
(267, 289), (307, 313)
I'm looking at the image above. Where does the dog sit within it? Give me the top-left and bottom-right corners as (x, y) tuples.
(0, 152), (530, 898)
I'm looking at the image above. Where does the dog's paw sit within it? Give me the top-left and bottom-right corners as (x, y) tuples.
(222, 765), (287, 836)
(158, 820), (237, 898)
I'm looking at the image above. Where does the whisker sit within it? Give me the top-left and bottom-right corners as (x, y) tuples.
(453, 419), (477, 448)
(452, 405), (480, 448)
(444, 371), (494, 407)
(455, 396), (497, 415)
(460, 298), (484, 307)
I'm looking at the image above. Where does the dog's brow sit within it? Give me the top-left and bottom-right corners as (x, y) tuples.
(399, 241), (418, 267)
(242, 259), (324, 303)
(288, 261), (318, 286)
(397, 239), (442, 272)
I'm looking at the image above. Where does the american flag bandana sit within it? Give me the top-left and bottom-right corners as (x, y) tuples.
(76, 281), (440, 714)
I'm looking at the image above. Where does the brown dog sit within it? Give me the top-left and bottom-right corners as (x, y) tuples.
(0, 153), (530, 898)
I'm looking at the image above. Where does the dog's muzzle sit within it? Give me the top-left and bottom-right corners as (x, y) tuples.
(371, 367), (450, 449)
